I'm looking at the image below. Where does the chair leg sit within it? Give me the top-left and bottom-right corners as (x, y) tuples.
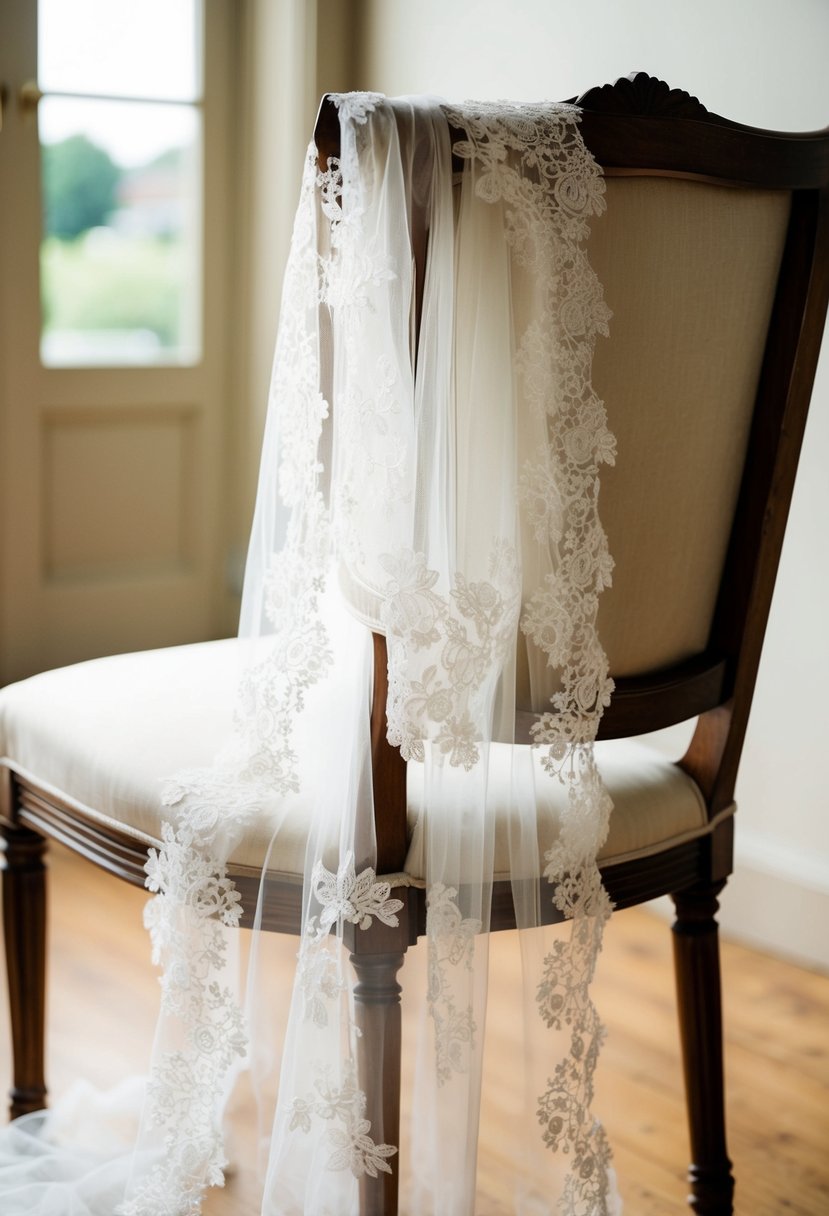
(350, 949), (405, 1216)
(1, 822), (48, 1119)
(671, 881), (734, 1215)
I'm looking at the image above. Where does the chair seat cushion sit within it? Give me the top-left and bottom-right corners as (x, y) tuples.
(0, 641), (711, 881)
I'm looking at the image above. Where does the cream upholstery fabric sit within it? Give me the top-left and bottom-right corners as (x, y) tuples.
(586, 179), (791, 675)
(519, 177), (792, 706)
(0, 640), (710, 881)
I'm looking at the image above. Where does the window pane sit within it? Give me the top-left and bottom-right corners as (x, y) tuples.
(39, 0), (201, 101)
(40, 97), (202, 367)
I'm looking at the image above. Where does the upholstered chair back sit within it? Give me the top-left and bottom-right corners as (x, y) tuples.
(517, 178), (791, 711)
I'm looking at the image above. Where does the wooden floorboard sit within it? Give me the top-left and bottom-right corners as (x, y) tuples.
(1, 840), (827, 1214)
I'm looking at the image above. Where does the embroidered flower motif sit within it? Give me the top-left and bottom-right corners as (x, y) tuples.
(380, 546), (520, 767)
(289, 1064), (398, 1180)
(521, 459), (565, 543)
(327, 1119), (397, 1177)
(118, 825), (249, 1214)
(312, 851), (404, 932)
(434, 713), (479, 770)
(289, 1098), (314, 1134)
(424, 885), (482, 1084)
(380, 551), (444, 648)
(144, 824), (242, 928)
(296, 925), (346, 1027)
(315, 1069), (361, 1122)
(331, 91), (384, 125)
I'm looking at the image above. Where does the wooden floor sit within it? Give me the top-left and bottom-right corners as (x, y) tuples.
(1, 840), (827, 1214)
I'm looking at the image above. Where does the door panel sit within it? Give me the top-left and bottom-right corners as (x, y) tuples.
(0, 0), (232, 683)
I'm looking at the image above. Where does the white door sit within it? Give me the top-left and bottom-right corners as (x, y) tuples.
(0, 0), (234, 684)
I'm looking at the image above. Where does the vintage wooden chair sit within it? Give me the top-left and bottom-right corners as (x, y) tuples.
(2, 74), (828, 1216)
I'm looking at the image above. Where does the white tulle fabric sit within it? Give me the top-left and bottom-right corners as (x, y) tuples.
(0, 95), (621, 1215)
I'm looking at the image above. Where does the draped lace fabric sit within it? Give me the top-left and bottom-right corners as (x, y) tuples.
(0, 96), (620, 1215)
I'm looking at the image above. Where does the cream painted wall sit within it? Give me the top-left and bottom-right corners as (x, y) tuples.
(348, 0), (829, 966)
(227, 0), (319, 611)
(353, 0), (829, 128)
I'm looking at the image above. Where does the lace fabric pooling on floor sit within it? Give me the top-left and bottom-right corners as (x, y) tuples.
(0, 95), (621, 1215)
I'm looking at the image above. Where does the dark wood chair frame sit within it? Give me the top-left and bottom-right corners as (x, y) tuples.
(2, 74), (828, 1216)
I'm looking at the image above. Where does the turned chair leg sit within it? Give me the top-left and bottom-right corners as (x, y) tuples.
(1, 822), (49, 1120)
(350, 949), (405, 1216)
(671, 881), (735, 1216)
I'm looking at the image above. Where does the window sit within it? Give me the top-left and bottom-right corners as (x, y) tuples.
(38, 0), (203, 366)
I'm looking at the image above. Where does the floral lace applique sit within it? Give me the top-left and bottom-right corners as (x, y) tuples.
(425, 884), (482, 1083)
(297, 926), (345, 1028)
(330, 92), (384, 126)
(289, 1065), (397, 1179)
(333, 357), (409, 573)
(117, 826), (247, 1215)
(311, 851), (405, 933)
(293, 854), (405, 1027)
(380, 544), (520, 767)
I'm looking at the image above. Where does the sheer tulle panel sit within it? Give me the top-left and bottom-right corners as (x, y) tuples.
(0, 96), (622, 1216)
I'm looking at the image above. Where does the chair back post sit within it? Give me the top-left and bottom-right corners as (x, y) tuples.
(685, 183), (829, 811)
(709, 184), (826, 807)
(370, 634), (409, 873)
(575, 74), (829, 819)
(314, 93), (340, 172)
